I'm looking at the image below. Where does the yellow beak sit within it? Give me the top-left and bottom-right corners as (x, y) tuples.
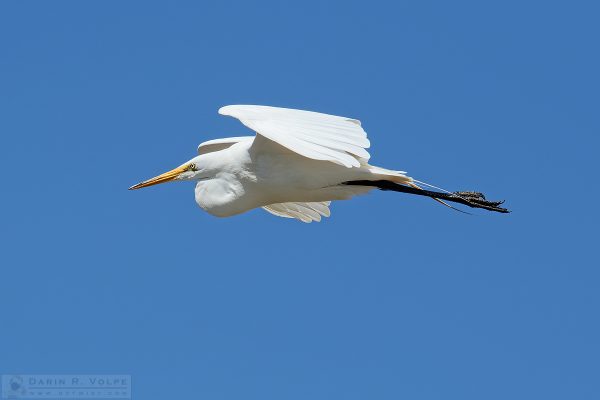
(129, 164), (189, 190)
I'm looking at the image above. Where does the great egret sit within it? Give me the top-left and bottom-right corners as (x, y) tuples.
(129, 105), (508, 222)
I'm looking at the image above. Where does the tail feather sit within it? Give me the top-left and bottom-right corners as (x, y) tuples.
(366, 165), (412, 185)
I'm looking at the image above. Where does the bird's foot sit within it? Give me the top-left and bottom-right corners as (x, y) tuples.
(452, 191), (509, 213)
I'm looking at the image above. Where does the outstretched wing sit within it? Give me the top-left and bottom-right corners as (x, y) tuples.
(218, 105), (370, 168)
(262, 201), (331, 223)
(197, 136), (253, 155)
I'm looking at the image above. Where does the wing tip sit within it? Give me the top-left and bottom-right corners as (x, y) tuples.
(218, 105), (233, 116)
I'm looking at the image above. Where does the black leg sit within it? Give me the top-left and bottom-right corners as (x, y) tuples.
(343, 180), (510, 213)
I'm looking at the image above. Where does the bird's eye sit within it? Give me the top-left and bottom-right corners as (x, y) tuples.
(188, 163), (196, 171)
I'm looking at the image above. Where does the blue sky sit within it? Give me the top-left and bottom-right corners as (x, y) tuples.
(1, 1), (598, 399)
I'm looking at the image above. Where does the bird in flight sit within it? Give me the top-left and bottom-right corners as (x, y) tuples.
(130, 105), (508, 222)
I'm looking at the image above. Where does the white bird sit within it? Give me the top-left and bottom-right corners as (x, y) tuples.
(129, 105), (508, 222)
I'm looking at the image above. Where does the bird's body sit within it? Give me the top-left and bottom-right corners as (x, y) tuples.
(193, 136), (405, 217)
(130, 105), (508, 221)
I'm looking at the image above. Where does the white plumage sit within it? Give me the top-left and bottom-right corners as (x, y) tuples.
(262, 201), (332, 223)
(130, 105), (509, 221)
(197, 136), (254, 155)
(218, 105), (370, 167)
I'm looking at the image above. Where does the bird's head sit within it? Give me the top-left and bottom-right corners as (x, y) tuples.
(128, 156), (205, 190)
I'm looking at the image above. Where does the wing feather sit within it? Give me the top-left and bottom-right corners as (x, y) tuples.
(197, 136), (253, 155)
(218, 105), (370, 167)
(262, 201), (332, 223)
(266, 120), (370, 158)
